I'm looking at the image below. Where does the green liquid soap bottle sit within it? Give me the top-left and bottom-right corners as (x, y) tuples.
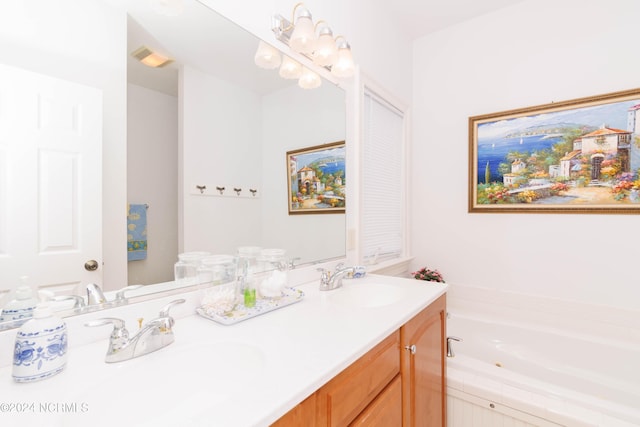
(244, 286), (256, 308)
(243, 272), (257, 308)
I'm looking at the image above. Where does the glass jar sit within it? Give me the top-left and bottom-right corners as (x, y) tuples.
(199, 255), (237, 310)
(174, 251), (210, 286)
(256, 248), (289, 298)
(198, 255), (236, 285)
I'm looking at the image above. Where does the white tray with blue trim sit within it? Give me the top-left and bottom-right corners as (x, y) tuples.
(195, 287), (304, 325)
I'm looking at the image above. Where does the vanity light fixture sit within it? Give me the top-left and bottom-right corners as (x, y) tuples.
(131, 46), (173, 68)
(271, 2), (355, 78)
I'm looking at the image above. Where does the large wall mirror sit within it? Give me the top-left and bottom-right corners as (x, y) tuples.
(0, 0), (346, 328)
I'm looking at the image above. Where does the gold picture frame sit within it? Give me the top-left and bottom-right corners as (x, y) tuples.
(469, 88), (640, 214)
(286, 141), (346, 215)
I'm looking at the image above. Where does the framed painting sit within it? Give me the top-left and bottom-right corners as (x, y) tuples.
(287, 141), (346, 214)
(469, 88), (640, 214)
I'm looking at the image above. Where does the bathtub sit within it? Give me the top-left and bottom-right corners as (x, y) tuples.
(446, 313), (640, 427)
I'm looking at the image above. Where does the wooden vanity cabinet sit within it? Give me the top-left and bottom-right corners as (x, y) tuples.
(273, 294), (446, 427)
(401, 294), (446, 427)
(271, 394), (317, 427)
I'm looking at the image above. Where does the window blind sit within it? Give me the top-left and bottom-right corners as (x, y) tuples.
(362, 89), (404, 263)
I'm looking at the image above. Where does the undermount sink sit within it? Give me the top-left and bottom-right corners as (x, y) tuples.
(63, 342), (265, 426)
(329, 282), (407, 308)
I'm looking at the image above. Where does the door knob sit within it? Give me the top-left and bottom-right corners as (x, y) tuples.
(84, 260), (99, 271)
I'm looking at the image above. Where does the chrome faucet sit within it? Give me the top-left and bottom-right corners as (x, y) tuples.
(86, 283), (107, 305)
(318, 264), (358, 291)
(85, 299), (185, 363)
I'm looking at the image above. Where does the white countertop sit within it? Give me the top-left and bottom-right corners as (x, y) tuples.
(0, 274), (447, 427)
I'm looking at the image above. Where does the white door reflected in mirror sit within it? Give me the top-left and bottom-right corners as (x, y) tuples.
(0, 64), (103, 298)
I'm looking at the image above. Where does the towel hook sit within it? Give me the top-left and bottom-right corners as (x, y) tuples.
(216, 186), (225, 195)
(233, 187), (242, 196)
(249, 189), (257, 197)
(196, 185), (206, 194)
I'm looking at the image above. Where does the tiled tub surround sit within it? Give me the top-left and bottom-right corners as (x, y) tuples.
(446, 284), (640, 427)
(0, 275), (446, 427)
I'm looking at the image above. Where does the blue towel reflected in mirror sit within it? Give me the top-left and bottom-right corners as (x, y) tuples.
(127, 203), (148, 261)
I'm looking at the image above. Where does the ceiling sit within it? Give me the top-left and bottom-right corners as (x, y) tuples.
(374, 0), (526, 40)
(125, 0), (291, 96)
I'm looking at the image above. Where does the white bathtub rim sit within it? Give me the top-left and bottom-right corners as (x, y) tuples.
(448, 311), (640, 354)
(445, 283), (640, 348)
(448, 354), (640, 427)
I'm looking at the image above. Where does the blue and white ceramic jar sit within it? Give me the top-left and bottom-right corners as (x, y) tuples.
(12, 304), (68, 383)
(0, 279), (38, 322)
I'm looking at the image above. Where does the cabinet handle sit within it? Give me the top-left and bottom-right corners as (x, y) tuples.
(404, 344), (416, 354)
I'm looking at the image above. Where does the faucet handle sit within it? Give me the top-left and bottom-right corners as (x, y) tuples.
(288, 257), (301, 269)
(159, 298), (186, 318)
(85, 317), (130, 349)
(53, 294), (86, 309)
(115, 284), (144, 301)
(317, 267), (330, 281)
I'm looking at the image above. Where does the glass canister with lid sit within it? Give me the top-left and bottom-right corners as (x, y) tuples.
(197, 255), (236, 285)
(199, 255), (237, 311)
(174, 251), (210, 286)
(256, 248), (289, 298)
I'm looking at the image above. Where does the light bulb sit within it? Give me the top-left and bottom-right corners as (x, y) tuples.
(289, 9), (316, 54)
(331, 40), (355, 78)
(298, 67), (321, 89)
(279, 56), (302, 79)
(254, 41), (281, 69)
(313, 27), (338, 67)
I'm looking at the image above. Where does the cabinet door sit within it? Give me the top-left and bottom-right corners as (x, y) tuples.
(315, 331), (400, 427)
(349, 374), (402, 427)
(401, 294), (446, 427)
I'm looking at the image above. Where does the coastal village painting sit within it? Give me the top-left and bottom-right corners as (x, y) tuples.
(287, 141), (345, 214)
(469, 89), (640, 213)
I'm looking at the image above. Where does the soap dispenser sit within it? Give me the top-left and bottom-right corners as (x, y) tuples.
(12, 303), (68, 383)
(1, 276), (38, 322)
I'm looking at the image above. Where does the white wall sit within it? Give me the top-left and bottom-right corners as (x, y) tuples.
(127, 84), (178, 285)
(261, 83), (346, 263)
(411, 0), (640, 310)
(180, 65), (263, 254)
